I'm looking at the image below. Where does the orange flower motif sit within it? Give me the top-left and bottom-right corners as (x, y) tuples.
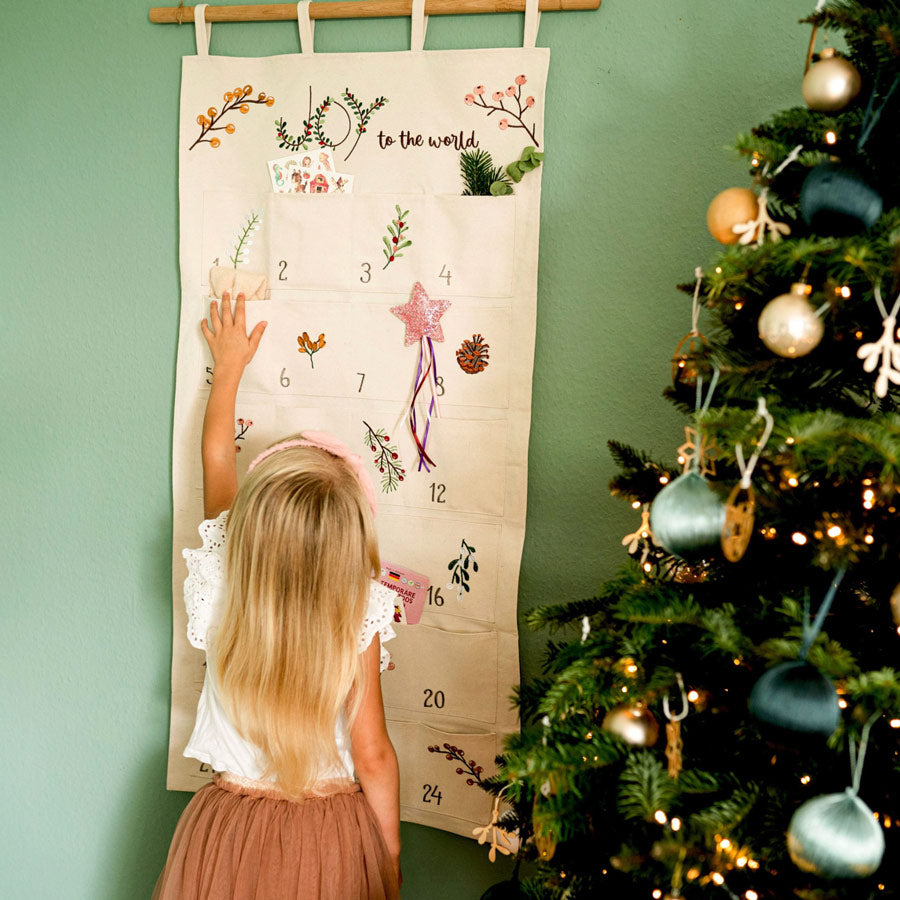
(298, 331), (326, 368)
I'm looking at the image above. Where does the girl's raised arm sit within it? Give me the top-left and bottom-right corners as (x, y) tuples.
(199, 292), (267, 519)
(350, 637), (401, 886)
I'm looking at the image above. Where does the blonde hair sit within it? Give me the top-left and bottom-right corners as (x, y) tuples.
(211, 442), (380, 799)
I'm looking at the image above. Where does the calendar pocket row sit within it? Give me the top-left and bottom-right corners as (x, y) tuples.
(386, 720), (500, 838)
(381, 624), (505, 724)
(187, 399), (512, 519)
(201, 191), (518, 299)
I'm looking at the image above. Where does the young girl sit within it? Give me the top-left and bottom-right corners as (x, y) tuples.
(154, 293), (401, 899)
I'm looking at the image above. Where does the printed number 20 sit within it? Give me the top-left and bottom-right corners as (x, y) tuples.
(423, 688), (445, 708)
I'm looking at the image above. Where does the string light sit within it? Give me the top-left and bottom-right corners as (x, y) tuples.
(827, 524), (842, 538)
(786, 475), (799, 487)
(632, 500), (642, 509)
(686, 867), (700, 881)
(785, 437), (795, 445)
(746, 892), (759, 900)
(736, 857), (747, 868)
(734, 301), (743, 310)
(856, 329), (864, 339)
(643, 562), (653, 572)
(835, 285), (851, 298)
(800, 774), (811, 784)
(715, 267), (722, 274)
(825, 130), (837, 144)
(687, 690), (699, 702)
(839, 697), (849, 708)
(653, 891), (662, 899)
(711, 872), (725, 885)
(659, 475), (669, 485)
(792, 532), (807, 545)
(654, 810), (668, 824)
(671, 817), (682, 831)
(719, 839), (732, 850)
(889, 718), (900, 729)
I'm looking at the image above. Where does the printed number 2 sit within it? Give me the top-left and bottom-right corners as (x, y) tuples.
(423, 688), (445, 708)
(430, 483), (446, 504)
(422, 784), (443, 805)
(439, 264), (451, 285)
(360, 262), (372, 284)
(278, 260), (288, 281)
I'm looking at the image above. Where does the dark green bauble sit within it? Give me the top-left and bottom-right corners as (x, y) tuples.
(788, 788), (885, 878)
(649, 471), (725, 559)
(480, 880), (526, 900)
(800, 162), (882, 234)
(749, 660), (839, 738)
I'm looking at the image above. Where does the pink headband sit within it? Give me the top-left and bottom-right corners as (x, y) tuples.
(247, 431), (378, 518)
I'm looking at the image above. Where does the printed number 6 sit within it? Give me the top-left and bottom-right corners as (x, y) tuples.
(280, 368), (290, 388)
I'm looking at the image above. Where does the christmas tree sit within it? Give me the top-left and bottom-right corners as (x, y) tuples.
(482, 3), (900, 898)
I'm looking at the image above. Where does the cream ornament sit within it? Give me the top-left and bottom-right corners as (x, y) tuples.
(802, 47), (862, 112)
(857, 285), (900, 398)
(758, 282), (824, 358)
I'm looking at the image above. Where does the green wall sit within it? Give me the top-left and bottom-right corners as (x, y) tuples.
(1, 1), (813, 896)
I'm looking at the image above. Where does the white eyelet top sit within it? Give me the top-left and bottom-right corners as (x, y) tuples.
(181, 510), (396, 782)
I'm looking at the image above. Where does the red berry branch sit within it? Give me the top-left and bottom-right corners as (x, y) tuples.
(383, 205), (412, 269)
(362, 421), (405, 492)
(190, 85), (274, 151)
(464, 74), (539, 147)
(234, 418), (253, 452)
(427, 742), (485, 786)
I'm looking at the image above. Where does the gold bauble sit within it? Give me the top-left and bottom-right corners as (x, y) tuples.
(802, 48), (862, 112)
(758, 283), (824, 358)
(891, 582), (900, 626)
(707, 187), (758, 244)
(602, 702), (659, 746)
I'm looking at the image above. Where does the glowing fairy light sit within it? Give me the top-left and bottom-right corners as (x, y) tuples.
(653, 891), (662, 899)
(746, 892), (759, 900)
(711, 872), (725, 885)
(654, 810), (667, 825)
(800, 774), (811, 784)
(827, 525), (842, 538)
(890, 718), (900, 729)
(687, 690), (699, 702)
(632, 500), (641, 509)
(671, 817), (682, 831)
(659, 475), (669, 485)
(825, 130), (837, 144)
(792, 532), (807, 545)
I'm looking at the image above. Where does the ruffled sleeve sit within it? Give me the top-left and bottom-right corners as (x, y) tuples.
(358, 582), (397, 673)
(182, 511), (229, 650)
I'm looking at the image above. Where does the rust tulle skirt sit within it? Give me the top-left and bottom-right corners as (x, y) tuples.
(153, 775), (400, 900)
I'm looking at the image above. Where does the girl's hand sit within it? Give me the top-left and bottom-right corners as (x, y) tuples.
(201, 292), (267, 375)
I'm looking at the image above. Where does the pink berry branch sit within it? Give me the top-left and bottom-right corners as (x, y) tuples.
(464, 74), (539, 147)
(362, 421), (405, 492)
(383, 205), (411, 269)
(190, 85), (275, 150)
(234, 418), (253, 452)
(427, 743), (485, 786)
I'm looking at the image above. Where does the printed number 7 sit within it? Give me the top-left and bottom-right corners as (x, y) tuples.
(357, 372), (366, 392)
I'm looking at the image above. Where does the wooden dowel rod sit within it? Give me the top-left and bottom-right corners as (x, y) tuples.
(150, 0), (600, 24)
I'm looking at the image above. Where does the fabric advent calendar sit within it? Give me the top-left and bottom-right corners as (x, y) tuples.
(166, 0), (549, 839)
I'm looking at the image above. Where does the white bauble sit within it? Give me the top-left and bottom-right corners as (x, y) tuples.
(758, 283), (824, 358)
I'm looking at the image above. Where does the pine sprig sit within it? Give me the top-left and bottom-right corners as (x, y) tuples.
(459, 148), (512, 196)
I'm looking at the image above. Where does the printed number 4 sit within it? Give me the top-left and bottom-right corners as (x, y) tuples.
(422, 783), (443, 805)
(439, 264), (451, 285)
(423, 688), (445, 708)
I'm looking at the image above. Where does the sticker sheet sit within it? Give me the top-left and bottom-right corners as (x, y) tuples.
(167, 21), (549, 839)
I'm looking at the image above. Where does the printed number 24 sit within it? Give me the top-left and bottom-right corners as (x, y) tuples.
(422, 784), (442, 805)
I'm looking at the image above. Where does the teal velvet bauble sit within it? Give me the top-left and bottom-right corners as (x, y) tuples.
(749, 660), (839, 738)
(649, 471), (725, 559)
(800, 162), (882, 235)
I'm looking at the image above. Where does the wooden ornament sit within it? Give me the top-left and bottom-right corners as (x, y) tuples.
(707, 187), (758, 245)
(721, 483), (755, 562)
(665, 720), (683, 778)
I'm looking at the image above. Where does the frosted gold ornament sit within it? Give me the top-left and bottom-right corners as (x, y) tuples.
(721, 483), (755, 562)
(758, 283), (824, 358)
(788, 788), (884, 878)
(802, 48), (862, 112)
(707, 187), (758, 244)
(891, 581), (900, 626)
(602, 702), (659, 747)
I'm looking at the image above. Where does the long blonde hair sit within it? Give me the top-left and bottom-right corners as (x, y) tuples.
(212, 442), (380, 799)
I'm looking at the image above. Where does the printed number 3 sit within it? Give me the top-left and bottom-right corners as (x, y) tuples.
(360, 262), (371, 284)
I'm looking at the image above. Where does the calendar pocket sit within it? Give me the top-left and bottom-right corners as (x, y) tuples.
(382, 625), (499, 723)
(386, 720), (498, 837)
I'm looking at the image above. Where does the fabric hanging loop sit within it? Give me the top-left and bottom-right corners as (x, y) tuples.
(411, 0), (429, 51)
(296, 1), (315, 55)
(523, 0), (541, 48)
(193, 3), (211, 55)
